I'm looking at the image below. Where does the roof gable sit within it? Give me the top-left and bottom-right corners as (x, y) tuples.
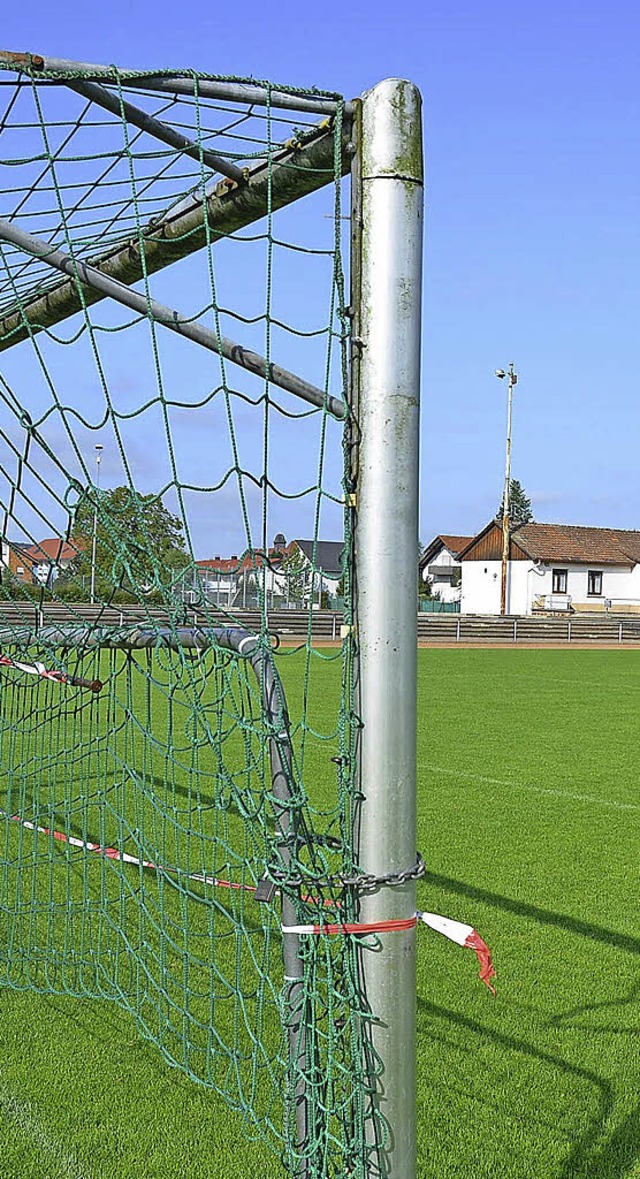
(293, 539), (343, 574)
(21, 537), (80, 563)
(420, 534), (474, 568)
(458, 521), (529, 562)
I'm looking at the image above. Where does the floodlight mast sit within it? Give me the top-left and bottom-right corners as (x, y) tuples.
(495, 363), (518, 615)
(89, 444), (103, 605)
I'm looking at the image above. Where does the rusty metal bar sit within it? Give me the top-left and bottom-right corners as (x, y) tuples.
(127, 76), (356, 120)
(67, 79), (245, 184)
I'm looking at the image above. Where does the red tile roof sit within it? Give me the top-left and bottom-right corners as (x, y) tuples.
(514, 524), (640, 566)
(196, 545), (292, 574)
(420, 534), (474, 567)
(21, 537), (80, 563)
(437, 535), (474, 557)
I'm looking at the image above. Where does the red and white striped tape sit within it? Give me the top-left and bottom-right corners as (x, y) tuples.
(282, 917), (418, 937)
(0, 653), (102, 693)
(2, 811), (254, 893)
(418, 911), (497, 995)
(1, 811), (496, 992)
(281, 911), (496, 993)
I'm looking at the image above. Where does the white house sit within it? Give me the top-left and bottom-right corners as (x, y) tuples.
(2, 537), (80, 586)
(419, 535), (472, 604)
(292, 539), (343, 606)
(182, 536), (344, 609)
(459, 522), (640, 616)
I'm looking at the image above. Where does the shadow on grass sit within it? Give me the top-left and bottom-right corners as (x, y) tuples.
(422, 869), (640, 956)
(546, 980), (640, 1030)
(417, 996), (640, 1178)
(568, 1104), (640, 1179)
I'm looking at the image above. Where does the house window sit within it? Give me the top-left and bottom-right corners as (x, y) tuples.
(588, 570), (603, 596)
(552, 569), (567, 593)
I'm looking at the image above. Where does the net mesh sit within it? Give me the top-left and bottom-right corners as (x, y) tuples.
(0, 58), (377, 1176)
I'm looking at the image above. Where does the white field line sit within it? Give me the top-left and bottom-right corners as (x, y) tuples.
(0, 1077), (98, 1179)
(425, 764), (640, 812)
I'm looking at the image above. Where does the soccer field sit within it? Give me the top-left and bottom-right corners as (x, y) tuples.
(1, 647), (639, 1179)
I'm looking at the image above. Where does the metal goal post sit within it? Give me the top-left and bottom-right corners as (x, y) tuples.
(0, 53), (423, 1179)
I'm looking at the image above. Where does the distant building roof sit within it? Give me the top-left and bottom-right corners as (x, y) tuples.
(195, 540), (344, 577)
(419, 534), (474, 571)
(198, 556), (256, 574)
(20, 537), (80, 563)
(458, 521), (640, 567)
(196, 546), (286, 574)
(294, 539), (343, 576)
(515, 523), (640, 566)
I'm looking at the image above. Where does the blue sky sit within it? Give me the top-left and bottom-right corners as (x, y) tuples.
(2, 0), (640, 553)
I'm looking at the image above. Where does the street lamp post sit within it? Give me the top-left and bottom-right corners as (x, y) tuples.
(495, 364), (518, 616)
(90, 444), (103, 605)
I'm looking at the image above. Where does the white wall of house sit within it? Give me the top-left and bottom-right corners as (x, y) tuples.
(461, 559), (640, 615)
(527, 563), (640, 611)
(460, 561), (502, 614)
(199, 573), (235, 604)
(461, 561), (559, 615)
(32, 556), (74, 585)
(422, 547), (461, 604)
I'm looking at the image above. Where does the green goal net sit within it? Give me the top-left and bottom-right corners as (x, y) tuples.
(0, 53), (375, 1177)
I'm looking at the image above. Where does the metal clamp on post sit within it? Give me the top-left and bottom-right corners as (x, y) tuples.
(254, 876), (278, 903)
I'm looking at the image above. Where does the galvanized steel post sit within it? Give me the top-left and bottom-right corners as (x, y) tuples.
(352, 78), (423, 1179)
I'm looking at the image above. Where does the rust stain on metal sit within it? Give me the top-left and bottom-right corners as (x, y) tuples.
(0, 50), (32, 67)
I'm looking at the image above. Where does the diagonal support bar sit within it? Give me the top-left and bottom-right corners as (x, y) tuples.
(0, 218), (346, 419)
(0, 122), (350, 356)
(67, 79), (246, 185)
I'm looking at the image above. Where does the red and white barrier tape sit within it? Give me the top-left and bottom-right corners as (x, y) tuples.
(2, 811), (496, 992)
(418, 911), (497, 995)
(282, 917), (418, 937)
(282, 910), (496, 994)
(0, 653), (102, 693)
(3, 812), (253, 893)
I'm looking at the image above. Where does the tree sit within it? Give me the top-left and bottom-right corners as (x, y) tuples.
(496, 479), (534, 528)
(279, 544), (308, 607)
(59, 486), (189, 602)
(418, 575), (441, 603)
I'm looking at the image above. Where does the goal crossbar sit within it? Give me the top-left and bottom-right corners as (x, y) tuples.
(0, 50), (354, 117)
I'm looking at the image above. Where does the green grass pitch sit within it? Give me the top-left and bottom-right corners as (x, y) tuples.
(1, 647), (640, 1178)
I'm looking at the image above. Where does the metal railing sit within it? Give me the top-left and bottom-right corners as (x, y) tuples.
(1, 604), (639, 644)
(416, 613), (640, 644)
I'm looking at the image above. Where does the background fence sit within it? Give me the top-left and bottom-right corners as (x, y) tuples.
(3, 605), (640, 643)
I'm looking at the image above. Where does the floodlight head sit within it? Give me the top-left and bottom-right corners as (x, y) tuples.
(495, 369), (506, 379)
